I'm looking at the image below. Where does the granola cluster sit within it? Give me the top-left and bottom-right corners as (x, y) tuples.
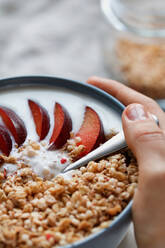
(0, 150), (138, 248)
(116, 38), (165, 99)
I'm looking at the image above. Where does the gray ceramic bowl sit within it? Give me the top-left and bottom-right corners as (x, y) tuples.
(0, 76), (132, 248)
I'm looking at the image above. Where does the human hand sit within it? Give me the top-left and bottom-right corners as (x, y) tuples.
(87, 76), (165, 248)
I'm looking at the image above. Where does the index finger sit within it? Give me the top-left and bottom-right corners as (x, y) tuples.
(87, 76), (165, 128)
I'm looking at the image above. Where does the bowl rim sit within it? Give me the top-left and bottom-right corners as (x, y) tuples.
(0, 75), (132, 248)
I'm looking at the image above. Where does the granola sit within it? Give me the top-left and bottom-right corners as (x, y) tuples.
(0, 145), (138, 248)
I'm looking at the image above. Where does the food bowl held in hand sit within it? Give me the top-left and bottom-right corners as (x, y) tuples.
(0, 76), (137, 248)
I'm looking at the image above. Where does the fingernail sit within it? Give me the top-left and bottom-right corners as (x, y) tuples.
(125, 104), (148, 121)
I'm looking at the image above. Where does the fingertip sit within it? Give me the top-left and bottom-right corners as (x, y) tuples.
(87, 76), (102, 85)
(122, 104), (148, 122)
(121, 104), (165, 161)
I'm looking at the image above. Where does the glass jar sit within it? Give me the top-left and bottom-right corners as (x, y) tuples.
(101, 0), (165, 99)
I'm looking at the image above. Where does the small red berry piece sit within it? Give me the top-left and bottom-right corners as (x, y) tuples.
(60, 158), (67, 164)
(104, 176), (109, 182)
(46, 234), (53, 241)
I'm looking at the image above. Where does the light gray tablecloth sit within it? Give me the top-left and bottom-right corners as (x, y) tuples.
(0, 0), (137, 247)
(0, 0), (109, 81)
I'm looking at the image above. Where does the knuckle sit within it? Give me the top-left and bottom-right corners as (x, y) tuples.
(144, 97), (162, 113)
(135, 129), (165, 143)
(143, 95), (156, 106)
(145, 97), (156, 106)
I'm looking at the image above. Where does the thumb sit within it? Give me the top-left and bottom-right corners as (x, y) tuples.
(122, 103), (165, 175)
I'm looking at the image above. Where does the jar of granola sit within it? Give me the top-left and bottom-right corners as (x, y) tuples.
(101, 0), (165, 99)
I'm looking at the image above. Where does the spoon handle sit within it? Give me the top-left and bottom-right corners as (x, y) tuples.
(63, 114), (159, 173)
(63, 131), (126, 173)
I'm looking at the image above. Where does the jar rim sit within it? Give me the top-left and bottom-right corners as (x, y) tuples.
(101, 0), (165, 38)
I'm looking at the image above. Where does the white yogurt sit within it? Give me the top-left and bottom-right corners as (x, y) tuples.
(17, 142), (70, 179)
(0, 86), (122, 179)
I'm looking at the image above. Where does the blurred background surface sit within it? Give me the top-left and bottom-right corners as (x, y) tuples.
(0, 0), (109, 81)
